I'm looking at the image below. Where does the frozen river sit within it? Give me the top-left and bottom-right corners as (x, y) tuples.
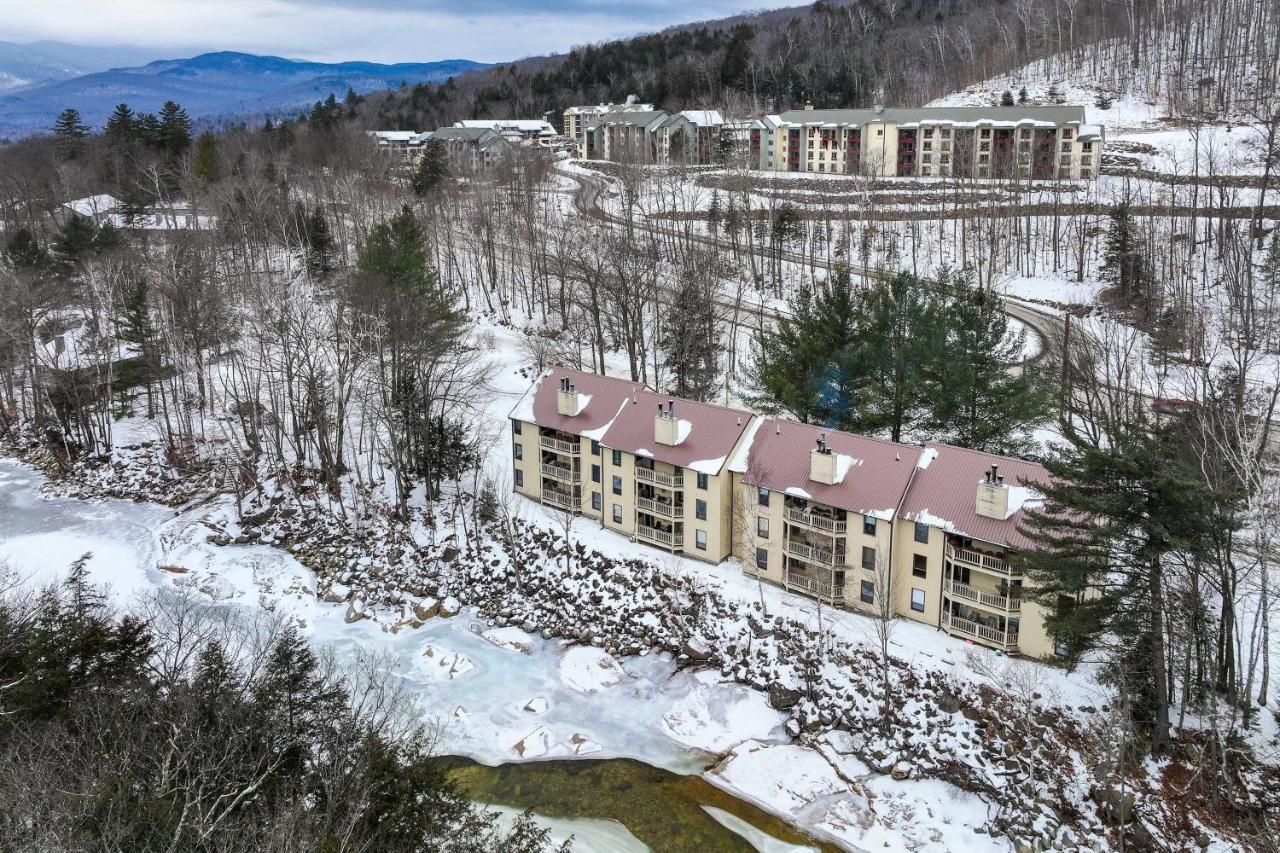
(0, 459), (822, 852)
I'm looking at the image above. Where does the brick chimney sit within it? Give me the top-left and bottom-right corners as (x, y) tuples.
(809, 433), (836, 485)
(975, 464), (1009, 520)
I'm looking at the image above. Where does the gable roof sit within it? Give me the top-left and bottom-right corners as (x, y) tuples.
(900, 443), (1049, 550)
(734, 418), (919, 519)
(508, 368), (643, 439)
(600, 389), (754, 475)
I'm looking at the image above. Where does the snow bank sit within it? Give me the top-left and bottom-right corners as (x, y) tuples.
(559, 645), (625, 693)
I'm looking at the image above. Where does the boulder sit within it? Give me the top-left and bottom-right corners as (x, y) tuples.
(891, 760), (912, 781)
(439, 596), (461, 618)
(682, 638), (713, 661)
(413, 597), (441, 621)
(344, 601), (369, 623)
(767, 684), (803, 711)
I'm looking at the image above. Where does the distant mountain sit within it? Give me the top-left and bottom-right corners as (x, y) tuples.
(0, 40), (166, 93)
(0, 51), (491, 137)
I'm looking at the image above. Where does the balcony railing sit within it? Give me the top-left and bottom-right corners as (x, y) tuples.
(784, 569), (844, 603)
(946, 543), (1017, 576)
(785, 507), (847, 534)
(542, 488), (580, 511)
(540, 436), (580, 455)
(541, 462), (576, 483)
(637, 525), (683, 548)
(946, 580), (1020, 612)
(637, 497), (679, 518)
(785, 540), (845, 567)
(635, 466), (682, 488)
(942, 613), (1019, 651)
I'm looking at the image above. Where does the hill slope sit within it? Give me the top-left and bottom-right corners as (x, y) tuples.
(0, 40), (165, 93)
(0, 51), (490, 137)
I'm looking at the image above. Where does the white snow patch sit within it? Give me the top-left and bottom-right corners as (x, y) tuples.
(581, 400), (629, 441)
(660, 671), (785, 752)
(1004, 485), (1044, 519)
(482, 625), (535, 653)
(727, 416), (766, 473)
(559, 645), (626, 693)
(675, 418), (693, 444)
(832, 453), (859, 484)
(688, 456), (727, 475)
(513, 725), (555, 758)
(415, 645), (476, 680)
(916, 447), (939, 469)
(570, 392), (593, 416)
(784, 486), (812, 499)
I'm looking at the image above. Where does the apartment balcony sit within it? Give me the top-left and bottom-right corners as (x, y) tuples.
(635, 466), (683, 488)
(637, 497), (680, 518)
(541, 462), (577, 483)
(784, 540), (845, 567)
(945, 580), (1021, 613)
(542, 487), (580, 512)
(540, 435), (580, 455)
(942, 612), (1019, 652)
(946, 543), (1019, 576)
(637, 524), (683, 548)
(785, 507), (847, 534)
(784, 569), (844, 604)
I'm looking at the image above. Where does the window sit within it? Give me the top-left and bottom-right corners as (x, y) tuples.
(512, 420), (522, 434)
(863, 515), (876, 536)
(911, 588), (926, 613)
(755, 547), (768, 571)
(979, 141), (990, 152)
(923, 127), (934, 137)
(612, 503), (623, 523)
(860, 580), (875, 604)
(591, 464), (601, 483)
(980, 128), (991, 139)
(921, 166), (931, 176)
(1020, 128), (1031, 139)
(591, 492), (601, 511)
(913, 522), (929, 544)
(876, 128), (884, 136)
(757, 487), (770, 507)
(513, 443), (523, 460)
(1060, 141), (1071, 152)
(861, 546), (876, 570)
(612, 475), (622, 495)
(695, 529), (707, 551)
(757, 516), (769, 539)
(515, 469), (524, 487)
(695, 499), (707, 521)
(697, 472), (708, 490)
(591, 439), (600, 455)
(1061, 128), (1073, 139)
(922, 142), (932, 152)
(1082, 141), (1093, 152)
(912, 554), (928, 578)
(611, 448), (622, 466)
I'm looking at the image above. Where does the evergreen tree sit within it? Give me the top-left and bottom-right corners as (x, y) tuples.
(293, 203), (336, 279)
(1018, 86), (1028, 103)
(51, 213), (101, 273)
(104, 103), (137, 144)
(1001, 89), (1015, 106)
(1094, 91), (1115, 109)
(4, 227), (49, 271)
(191, 131), (222, 183)
(157, 100), (192, 156)
(1019, 415), (1234, 753)
(660, 272), (720, 401)
(927, 270), (1051, 454)
(412, 138), (450, 196)
(52, 107), (89, 159)
(1101, 199), (1151, 308)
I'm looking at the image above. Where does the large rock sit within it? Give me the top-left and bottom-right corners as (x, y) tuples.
(682, 638), (713, 661)
(767, 684), (803, 711)
(413, 597), (440, 621)
(344, 600), (369, 623)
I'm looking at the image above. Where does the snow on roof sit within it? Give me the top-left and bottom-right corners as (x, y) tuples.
(63, 194), (120, 217)
(740, 419), (918, 519)
(600, 389), (753, 475)
(679, 110), (725, 126)
(900, 442), (1051, 550)
(727, 416), (766, 474)
(457, 119), (555, 134)
(514, 368), (643, 437)
(771, 105), (1090, 129)
(367, 130), (423, 142)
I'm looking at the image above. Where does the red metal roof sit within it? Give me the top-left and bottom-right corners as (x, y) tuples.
(901, 442), (1050, 551)
(513, 368), (644, 438)
(600, 388), (754, 474)
(737, 419), (919, 519)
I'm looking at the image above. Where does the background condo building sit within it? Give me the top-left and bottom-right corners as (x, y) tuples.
(562, 98), (655, 156)
(510, 369), (1070, 660)
(749, 105), (1103, 179)
(581, 108), (725, 165)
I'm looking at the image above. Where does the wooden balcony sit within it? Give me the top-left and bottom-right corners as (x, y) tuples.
(637, 497), (679, 518)
(542, 488), (580, 511)
(942, 612), (1019, 652)
(541, 462), (576, 483)
(946, 543), (1018, 576)
(540, 435), (580, 455)
(637, 525), (683, 548)
(785, 507), (847, 534)
(784, 569), (844, 604)
(785, 539), (845, 567)
(946, 580), (1020, 612)
(635, 466), (682, 488)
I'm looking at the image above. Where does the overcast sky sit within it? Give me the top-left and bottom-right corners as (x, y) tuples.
(2, 0), (788, 64)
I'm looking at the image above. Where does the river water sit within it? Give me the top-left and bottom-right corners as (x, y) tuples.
(0, 459), (826, 852)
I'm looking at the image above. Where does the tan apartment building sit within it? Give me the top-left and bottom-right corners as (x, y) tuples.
(509, 369), (753, 562)
(582, 109), (725, 165)
(562, 99), (655, 157)
(749, 105), (1102, 180)
(510, 369), (1069, 660)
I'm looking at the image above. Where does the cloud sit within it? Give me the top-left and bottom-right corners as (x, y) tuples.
(0, 0), (778, 63)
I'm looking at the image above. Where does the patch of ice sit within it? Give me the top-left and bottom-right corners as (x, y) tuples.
(660, 671), (785, 752)
(482, 625), (535, 653)
(416, 645), (476, 680)
(513, 725), (555, 758)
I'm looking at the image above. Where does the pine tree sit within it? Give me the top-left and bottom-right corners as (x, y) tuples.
(52, 107), (89, 159)
(412, 138), (450, 196)
(1102, 200), (1151, 308)
(1001, 89), (1015, 106)
(157, 100), (192, 156)
(1019, 415), (1234, 753)
(1094, 91), (1115, 109)
(191, 131), (222, 183)
(927, 270), (1051, 454)
(104, 103), (137, 144)
(294, 203), (336, 280)
(1018, 86), (1029, 104)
